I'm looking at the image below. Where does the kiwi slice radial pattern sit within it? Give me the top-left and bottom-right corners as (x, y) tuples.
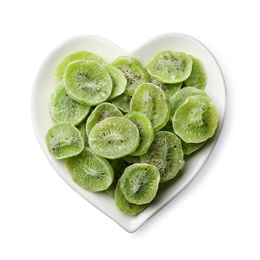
(86, 102), (123, 136)
(49, 84), (91, 125)
(115, 180), (149, 216)
(88, 117), (140, 159)
(55, 50), (105, 82)
(173, 95), (219, 143)
(66, 147), (114, 192)
(64, 60), (112, 106)
(45, 123), (84, 159)
(141, 131), (185, 182)
(119, 163), (160, 205)
(124, 111), (154, 156)
(146, 50), (193, 84)
(130, 83), (170, 132)
(112, 56), (149, 96)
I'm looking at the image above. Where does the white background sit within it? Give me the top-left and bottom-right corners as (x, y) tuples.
(1, 0), (259, 259)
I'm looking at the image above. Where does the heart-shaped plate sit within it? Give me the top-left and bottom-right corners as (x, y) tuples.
(31, 33), (226, 232)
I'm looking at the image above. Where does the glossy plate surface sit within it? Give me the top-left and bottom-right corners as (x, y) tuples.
(32, 33), (226, 233)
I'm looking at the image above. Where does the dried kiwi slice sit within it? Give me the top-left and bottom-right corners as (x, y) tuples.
(88, 117), (140, 159)
(106, 158), (130, 197)
(115, 180), (148, 216)
(49, 84), (91, 125)
(141, 131), (185, 182)
(55, 50), (105, 82)
(173, 95), (219, 143)
(150, 76), (182, 100)
(119, 163), (160, 205)
(45, 123), (84, 159)
(86, 102), (123, 136)
(103, 63), (127, 100)
(130, 83), (170, 132)
(111, 94), (131, 113)
(183, 56), (206, 89)
(146, 50), (193, 84)
(181, 140), (206, 155)
(170, 86), (208, 118)
(64, 60), (112, 106)
(66, 147), (114, 192)
(124, 111), (154, 156)
(76, 119), (89, 147)
(112, 56), (149, 96)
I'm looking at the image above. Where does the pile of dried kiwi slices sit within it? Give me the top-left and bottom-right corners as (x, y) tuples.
(45, 49), (219, 216)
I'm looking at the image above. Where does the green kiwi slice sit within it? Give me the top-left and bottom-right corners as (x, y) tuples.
(183, 56), (206, 90)
(111, 94), (131, 113)
(86, 102), (123, 136)
(76, 119), (89, 147)
(115, 180), (148, 216)
(160, 119), (206, 155)
(49, 84), (91, 125)
(66, 147), (114, 192)
(146, 50), (193, 84)
(181, 140), (206, 155)
(141, 131), (185, 182)
(119, 163), (160, 205)
(106, 158), (130, 197)
(55, 50), (105, 82)
(173, 95), (219, 143)
(112, 56), (149, 96)
(170, 86), (208, 118)
(88, 117), (140, 159)
(130, 83), (170, 132)
(103, 63), (127, 100)
(124, 111), (154, 156)
(45, 123), (84, 159)
(123, 155), (141, 164)
(64, 60), (112, 106)
(150, 76), (182, 100)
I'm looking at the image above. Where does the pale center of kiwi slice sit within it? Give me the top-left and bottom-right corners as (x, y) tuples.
(50, 135), (77, 152)
(151, 139), (173, 175)
(159, 140), (174, 174)
(79, 163), (102, 178)
(101, 131), (125, 144)
(76, 72), (101, 92)
(62, 94), (77, 114)
(155, 55), (185, 73)
(190, 105), (208, 127)
(130, 173), (148, 194)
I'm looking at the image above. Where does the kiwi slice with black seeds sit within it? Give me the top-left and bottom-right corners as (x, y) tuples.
(45, 122), (84, 159)
(55, 50), (105, 82)
(119, 163), (160, 205)
(112, 56), (149, 96)
(141, 131), (185, 182)
(64, 60), (112, 106)
(66, 147), (114, 192)
(88, 117), (140, 159)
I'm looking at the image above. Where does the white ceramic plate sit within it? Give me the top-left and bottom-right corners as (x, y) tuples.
(31, 33), (226, 233)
